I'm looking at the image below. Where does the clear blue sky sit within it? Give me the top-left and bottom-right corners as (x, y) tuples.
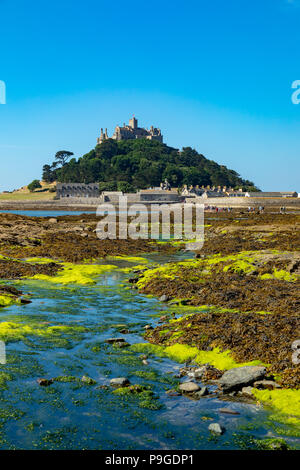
(0, 0), (299, 191)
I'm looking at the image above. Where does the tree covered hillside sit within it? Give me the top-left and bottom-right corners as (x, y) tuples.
(43, 139), (259, 192)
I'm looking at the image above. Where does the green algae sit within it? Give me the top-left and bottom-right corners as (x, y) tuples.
(132, 369), (178, 386)
(0, 406), (25, 422)
(29, 262), (118, 285)
(25, 257), (60, 264)
(0, 372), (13, 390)
(130, 343), (266, 370)
(136, 250), (299, 290)
(223, 259), (256, 275)
(0, 321), (86, 344)
(112, 385), (163, 410)
(252, 389), (300, 423)
(255, 438), (290, 450)
(0, 294), (21, 308)
(53, 376), (79, 383)
(260, 269), (298, 282)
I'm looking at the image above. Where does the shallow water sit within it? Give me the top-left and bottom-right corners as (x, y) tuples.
(0, 252), (299, 450)
(0, 210), (96, 217)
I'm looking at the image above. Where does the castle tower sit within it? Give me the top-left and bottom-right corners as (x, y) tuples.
(97, 128), (104, 145)
(129, 116), (138, 129)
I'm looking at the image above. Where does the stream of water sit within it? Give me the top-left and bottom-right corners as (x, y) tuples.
(0, 252), (298, 450)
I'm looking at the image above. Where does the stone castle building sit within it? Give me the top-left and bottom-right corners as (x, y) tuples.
(97, 116), (163, 145)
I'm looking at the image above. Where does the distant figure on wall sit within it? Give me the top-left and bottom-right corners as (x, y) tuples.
(160, 179), (171, 191)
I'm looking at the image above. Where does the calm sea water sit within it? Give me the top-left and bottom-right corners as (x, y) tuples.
(0, 210), (96, 217)
(0, 253), (298, 450)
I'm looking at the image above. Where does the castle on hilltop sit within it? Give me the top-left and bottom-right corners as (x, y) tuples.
(97, 116), (163, 145)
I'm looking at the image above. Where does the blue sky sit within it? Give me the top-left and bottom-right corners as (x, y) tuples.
(0, 0), (299, 191)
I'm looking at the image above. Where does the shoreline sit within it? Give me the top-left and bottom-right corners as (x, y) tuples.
(0, 197), (300, 212)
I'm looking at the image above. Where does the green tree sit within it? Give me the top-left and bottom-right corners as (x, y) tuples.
(28, 180), (42, 192)
(54, 150), (74, 167)
(41, 139), (260, 192)
(99, 181), (118, 192)
(117, 181), (135, 193)
(42, 164), (56, 183)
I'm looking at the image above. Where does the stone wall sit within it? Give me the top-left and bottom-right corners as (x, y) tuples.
(195, 197), (300, 208)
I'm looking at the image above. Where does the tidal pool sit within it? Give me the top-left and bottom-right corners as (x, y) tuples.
(0, 253), (298, 450)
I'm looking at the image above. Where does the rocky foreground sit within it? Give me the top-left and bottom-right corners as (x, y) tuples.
(0, 209), (299, 426)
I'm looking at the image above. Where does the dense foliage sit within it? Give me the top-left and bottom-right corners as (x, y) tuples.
(27, 179), (42, 192)
(42, 139), (259, 191)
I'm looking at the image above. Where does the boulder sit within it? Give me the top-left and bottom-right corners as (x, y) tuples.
(159, 294), (170, 302)
(218, 366), (266, 392)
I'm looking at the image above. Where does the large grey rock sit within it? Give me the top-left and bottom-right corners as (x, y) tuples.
(179, 382), (200, 393)
(218, 366), (266, 392)
(208, 423), (225, 435)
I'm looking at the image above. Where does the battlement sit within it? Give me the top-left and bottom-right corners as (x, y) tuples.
(97, 116), (163, 144)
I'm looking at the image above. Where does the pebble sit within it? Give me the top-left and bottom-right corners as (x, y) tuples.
(159, 294), (170, 302)
(179, 382), (200, 393)
(166, 389), (181, 397)
(159, 315), (168, 322)
(105, 338), (125, 344)
(37, 378), (53, 387)
(195, 386), (209, 397)
(241, 386), (254, 397)
(208, 423), (225, 435)
(110, 377), (130, 387)
(81, 376), (97, 385)
(219, 408), (240, 415)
